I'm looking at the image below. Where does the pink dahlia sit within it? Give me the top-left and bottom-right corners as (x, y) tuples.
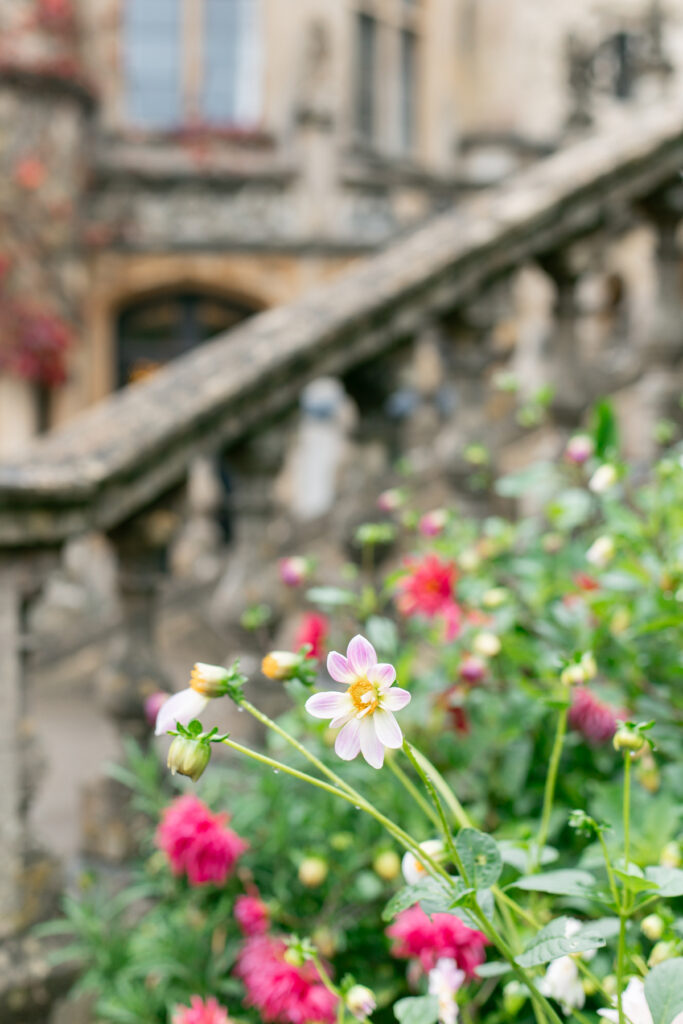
(387, 905), (488, 978)
(396, 555), (461, 640)
(236, 935), (338, 1024)
(568, 687), (620, 746)
(156, 795), (248, 887)
(172, 996), (231, 1024)
(235, 893), (270, 936)
(294, 612), (329, 660)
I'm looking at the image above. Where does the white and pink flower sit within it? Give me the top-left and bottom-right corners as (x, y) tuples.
(428, 958), (465, 1024)
(305, 634), (410, 769)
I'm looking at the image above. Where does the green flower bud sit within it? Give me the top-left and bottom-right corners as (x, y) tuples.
(648, 940), (678, 967)
(660, 842), (681, 868)
(503, 981), (528, 1015)
(346, 985), (377, 1020)
(613, 727), (645, 753)
(298, 856), (328, 888)
(373, 849), (401, 881)
(641, 914), (665, 941)
(167, 734), (211, 783)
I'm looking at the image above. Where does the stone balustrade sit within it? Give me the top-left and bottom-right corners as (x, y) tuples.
(0, 100), (682, 1021)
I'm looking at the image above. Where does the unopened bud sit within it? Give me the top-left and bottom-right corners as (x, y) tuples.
(613, 727), (645, 753)
(167, 734), (211, 783)
(586, 536), (615, 569)
(565, 434), (594, 465)
(542, 533), (564, 554)
(312, 926), (337, 958)
(641, 914), (665, 941)
(589, 464), (618, 494)
(189, 662), (231, 698)
(419, 509), (448, 537)
(279, 556), (311, 587)
(472, 632), (501, 658)
(373, 849), (401, 881)
(610, 607), (631, 636)
(503, 980), (528, 1014)
(298, 856), (328, 888)
(580, 651), (597, 680)
(482, 587), (508, 609)
(377, 488), (405, 513)
(460, 654), (487, 684)
(603, 975), (618, 997)
(660, 842), (681, 868)
(561, 663), (586, 687)
(648, 940), (677, 967)
(458, 548), (481, 572)
(346, 985), (377, 1020)
(283, 946), (306, 967)
(261, 651), (301, 681)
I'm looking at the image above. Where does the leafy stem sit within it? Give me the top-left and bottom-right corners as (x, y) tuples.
(535, 705), (568, 867)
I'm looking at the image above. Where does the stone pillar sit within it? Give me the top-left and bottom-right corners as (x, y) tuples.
(0, 567), (25, 937)
(642, 191), (683, 361)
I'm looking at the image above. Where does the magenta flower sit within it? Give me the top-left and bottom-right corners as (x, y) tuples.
(387, 905), (488, 978)
(305, 634), (410, 769)
(172, 996), (231, 1024)
(156, 794), (248, 887)
(236, 935), (338, 1023)
(235, 893), (270, 936)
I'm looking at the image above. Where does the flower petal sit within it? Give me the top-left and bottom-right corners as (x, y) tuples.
(367, 662), (396, 689)
(305, 691), (349, 720)
(327, 651), (356, 684)
(373, 709), (403, 749)
(382, 686), (411, 711)
(155, 688), (208, 735)
(329, 711), (354, 730)
(359, 716), (385, 769)
(335, 718), (362, 761)
(346, 634), (377, 676)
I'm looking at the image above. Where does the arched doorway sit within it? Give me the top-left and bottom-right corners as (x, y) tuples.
(116, 290), (254, 387)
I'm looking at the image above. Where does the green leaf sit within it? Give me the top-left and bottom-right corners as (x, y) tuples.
(382, 878), (453, 922)
(512, 869), (597, 898)
(644, 867), (683, 897)
(614, 867), (654, 894)
(455, 829), (503, 890)
(644, 958), (683, 1024)
(394, 995), (440, 1024)
(365, 616), (399, 657)
(515, 916), (608, 968)
(474, 961), (511, 978)
(305, 586), (357, 607)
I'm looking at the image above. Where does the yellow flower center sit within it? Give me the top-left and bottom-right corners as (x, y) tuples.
(189, 666), (206, 693)
(348, 678), (379, 716)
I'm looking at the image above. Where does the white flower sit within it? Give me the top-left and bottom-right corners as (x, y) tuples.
(586, 535), (615, 568)
(566, 434), (594, 464)
(598, 977), (683, 1024)
(428, 958), (465, 1024)
(539, 957), (585, 1015)
(401, 839), (445, 885)
(154, 662), (229, 736)
(305, 634), (410, 769)
(589, 464), (618, 494)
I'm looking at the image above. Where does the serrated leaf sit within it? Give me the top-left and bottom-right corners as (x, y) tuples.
(644, 958), (683, 1024)
(512, 869), (597, 898)
(515, 916), (608, 968)
(394, 995), (440, 1024)
(614, 868), (654, 894)
(644, 867), (683, 897)
(455, 829), (503, 889)
(382, 877), (453, 922)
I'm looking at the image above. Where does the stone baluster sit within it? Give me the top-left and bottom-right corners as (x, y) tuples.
(81, 512), (174, 863)
(538, 251), (591, 424)
(641, 189), (683, 361)
(0, 556), (61, 939)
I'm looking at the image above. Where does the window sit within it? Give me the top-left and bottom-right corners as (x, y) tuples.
(116, 292), (254, 387)
(355, 13), (377, 143)
(353, 2), (420, 154)
(124, 0), (182, 128)
(123, 0), (262, 130)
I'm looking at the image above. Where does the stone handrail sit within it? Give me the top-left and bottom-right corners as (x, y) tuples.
(2, 102), (683, 545)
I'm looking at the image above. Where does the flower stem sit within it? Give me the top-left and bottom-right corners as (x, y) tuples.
(623, 752), (632, 872)
(402, 740), (466, 883)
(535, 706), (568, 867)
(598, 829), (621, 912)
(387, 753), (442, 830)
(221, 729), (449, 885)
(617, 913), (627, 1024)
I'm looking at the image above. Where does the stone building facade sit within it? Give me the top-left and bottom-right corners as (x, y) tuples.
(0, 0), (680, 458)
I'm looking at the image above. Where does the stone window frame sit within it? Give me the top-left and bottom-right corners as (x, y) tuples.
(352, 0), (423, 157)
(121, 0), (263, 132)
